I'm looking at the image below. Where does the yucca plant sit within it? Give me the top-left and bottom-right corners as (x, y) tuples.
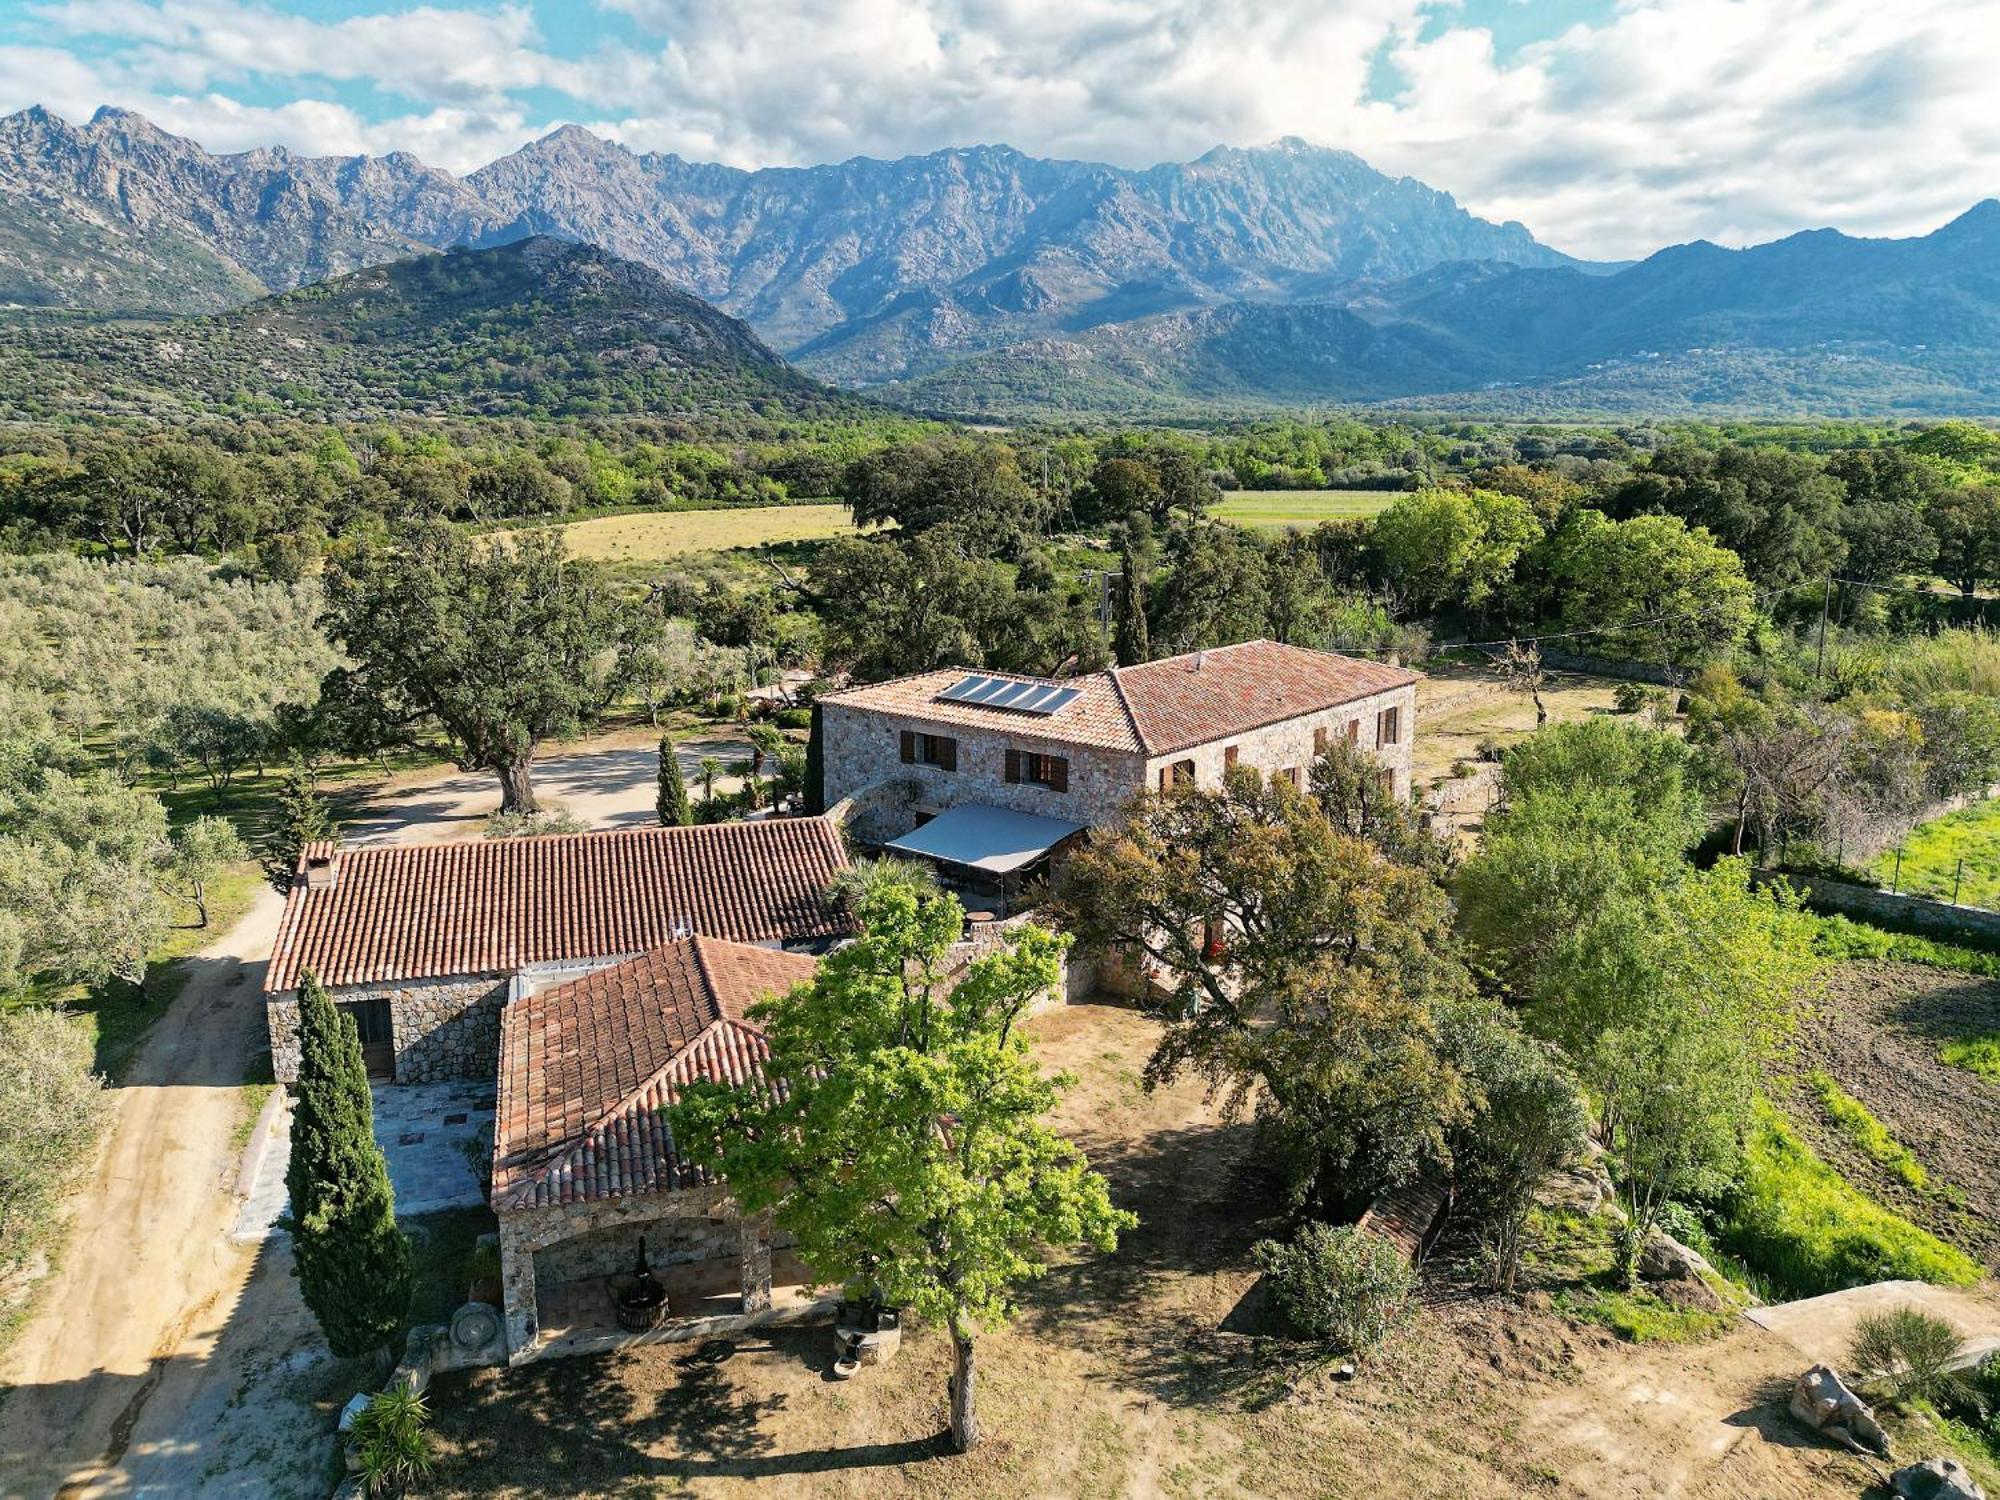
(352, 1384), (435, 1497)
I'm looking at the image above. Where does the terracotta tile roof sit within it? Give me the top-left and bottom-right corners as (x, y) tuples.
(821, 666), (1144, 752)
(493, 936), (817, 1210)
(1113, 640), (1422, 755)
(266, 818), (849, 993)
(820, 640), (1419, 758)
(1356, 1179), (1452, 1264)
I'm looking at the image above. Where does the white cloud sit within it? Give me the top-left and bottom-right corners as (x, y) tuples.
(3, 0), (1998, 258)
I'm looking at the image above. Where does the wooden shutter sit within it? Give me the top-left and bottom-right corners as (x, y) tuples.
(939, 736), (958, 771)
(1346, 719), (1361, 744)
(900, 729), (916, 764)
(1313, 727), (1328, 755)
(1005, 748), (1021, 783)
(1223, 745), (1239, 770)
(1050, 756), (1069, 792)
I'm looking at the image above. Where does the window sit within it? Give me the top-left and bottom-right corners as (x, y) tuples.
(1222, 745), (1239, 771)
(1345, 719), (1361, 744)
(1281, 766), (1302, 789)
(1159, 758), (1196, 791)
(899, 729), (958, 770)
(1006, 749), (1069, 791)
(1376, 706), (1400, 747)
(1313, 726), (1329, 755)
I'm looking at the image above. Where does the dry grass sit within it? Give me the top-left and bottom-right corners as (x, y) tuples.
(1213, 490), (1400, 529)
(550, 505), (861, 562)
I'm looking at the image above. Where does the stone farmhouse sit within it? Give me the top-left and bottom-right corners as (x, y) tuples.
(261, 638), (1422, 1364)
(818, 638), (1420, 889)
(263, 819), (851, 1085)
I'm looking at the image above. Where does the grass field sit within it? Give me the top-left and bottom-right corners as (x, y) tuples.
(1215, 489), (1402, 528)
(548, 504), (858, 562)
(1873, 795), (2000, 910)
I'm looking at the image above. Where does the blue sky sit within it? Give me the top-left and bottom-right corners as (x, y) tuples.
(0, 0), (1991, 260)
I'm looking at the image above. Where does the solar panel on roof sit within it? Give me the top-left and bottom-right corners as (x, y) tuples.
(936, 674), (1081, 716)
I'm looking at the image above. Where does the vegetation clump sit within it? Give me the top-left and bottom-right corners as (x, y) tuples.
(1253, 1223), (1415, 1351)
(1848, 1305), (1970, 1404)
(1808, 1072), (1929, 1189)
(1718, 1104), (1980, 1297)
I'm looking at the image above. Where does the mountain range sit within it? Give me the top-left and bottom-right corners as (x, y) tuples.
(0, 106), (1578, 381)
(895, 204), (2000, 418)
(0, 237), (846, 423)
(2, 104), (1998, 418)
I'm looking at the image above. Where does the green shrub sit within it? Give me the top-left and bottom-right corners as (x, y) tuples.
(1653, 1200), (1714, 1255)
(1809, 1072), (1928, 1189)
(1718, 1104), (1981, 1297)
(1611, 681), (1649, 714)
(1848, 1305), (1969, 1403)
(1940, 1033), (2000, 1081)
(483, 806), (589, 839)
(352, 1384), (434, 1497)
(774, 707), (813, 730)
(1253, 1223), (1414, 1351)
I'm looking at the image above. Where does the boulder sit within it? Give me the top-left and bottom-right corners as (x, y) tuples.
(1893, 1458), (1987, 1500)
(1789, 1364), (1890, 1458)
(336, 1392), (369, 1434)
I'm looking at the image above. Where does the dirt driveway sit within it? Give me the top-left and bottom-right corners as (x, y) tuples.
(342, 732), (759, 846)
(0, 735), (670, 1500)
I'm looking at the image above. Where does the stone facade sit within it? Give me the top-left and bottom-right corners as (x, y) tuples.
(1139, 683), (1417, 805)
(267, 974), (507, 1085)
(822, 680), (1418, 843)
(820, 702), (1145, 844)
(496, 1181), (783, 1361)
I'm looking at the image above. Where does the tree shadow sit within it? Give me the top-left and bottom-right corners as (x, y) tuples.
(426, 1326), (951, 1491)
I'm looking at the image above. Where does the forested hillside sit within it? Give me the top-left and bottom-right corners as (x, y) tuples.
(0, 238), (858, 423)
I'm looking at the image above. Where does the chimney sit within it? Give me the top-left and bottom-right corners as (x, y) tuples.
(1193, 649), (1206, 671)
(301, 851), (338, 891)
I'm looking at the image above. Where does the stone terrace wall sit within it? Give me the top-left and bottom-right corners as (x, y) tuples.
(1767, 873), (2000, 945)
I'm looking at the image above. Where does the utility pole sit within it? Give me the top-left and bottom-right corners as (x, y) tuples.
(1815, 576), (1832, 681)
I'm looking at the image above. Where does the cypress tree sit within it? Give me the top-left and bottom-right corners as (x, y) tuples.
(1113, 544), (1151, 667)
(264, 754), (340, 892)
(287, 971), (412, 1360)
(656, 736), (693, 826)
(805, 704), (826, 815)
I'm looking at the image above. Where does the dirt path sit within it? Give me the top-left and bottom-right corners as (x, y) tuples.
(0, 735), (671, 1499)
(0, 889), (286, 1500)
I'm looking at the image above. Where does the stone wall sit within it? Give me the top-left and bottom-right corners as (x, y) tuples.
(533, 1213), (744, 1289)
(943, 911), (1090, 1008)
(820, 702), (1146, 842)
(1760, 872), (2000, 945)
(387, 979), (506, 1084)
(498, 1182), (743, 1359)
(1141, 682), (1418, 802)
(266, 973), (507, 1085)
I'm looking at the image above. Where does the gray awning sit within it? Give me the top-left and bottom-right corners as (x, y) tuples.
(883, 804), (1086, 876)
